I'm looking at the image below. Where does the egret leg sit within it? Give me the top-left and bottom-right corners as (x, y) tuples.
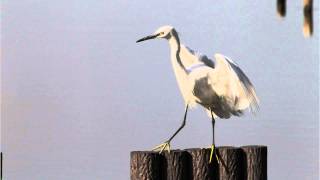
(209, 110), (220, 164)
(152, 105), (189, 153)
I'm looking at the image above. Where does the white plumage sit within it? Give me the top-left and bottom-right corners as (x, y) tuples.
(136, 25), (259, 160)
(159, 26), (259, 119)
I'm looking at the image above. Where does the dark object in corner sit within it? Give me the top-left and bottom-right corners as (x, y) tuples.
(277, 0), (286, 17)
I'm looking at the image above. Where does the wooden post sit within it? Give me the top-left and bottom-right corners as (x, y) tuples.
(217, 147), (243, 180)
(241, 146), (267, 180)
(130, 146), (267, 180)
(130, 151), (165, 180)
(187, 148), (218, 180)
(163, 150), (190, 180)
(277, 0), (286, 18)
(303, 0), (313, 37)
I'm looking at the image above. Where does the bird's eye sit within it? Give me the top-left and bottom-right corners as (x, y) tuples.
(160, 32), (164, 35)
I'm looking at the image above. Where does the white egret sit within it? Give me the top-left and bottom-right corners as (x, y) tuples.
(136, 25), (259, 163)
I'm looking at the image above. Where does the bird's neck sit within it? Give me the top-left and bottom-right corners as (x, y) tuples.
(168, 36), (180, 52)
(167, 29), (180, 53)
(168, 31), (188, 73)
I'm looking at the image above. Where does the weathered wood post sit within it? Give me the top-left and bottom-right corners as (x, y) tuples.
(187, 148), (218, 179)
(130, 146), (267, 180)
(130, 151), (165, 180)
(217, 147), (243, 180)
(241, 146), (267, 180)
(163, 150), (190, 180)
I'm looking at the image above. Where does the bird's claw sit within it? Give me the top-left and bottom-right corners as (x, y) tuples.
(152, 141), (171, 154)
(209, 144), (220, 164)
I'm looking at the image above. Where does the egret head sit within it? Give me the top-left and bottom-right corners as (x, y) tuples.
(136, 25), (175, 43)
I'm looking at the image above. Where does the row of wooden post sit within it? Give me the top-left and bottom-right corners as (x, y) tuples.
(131, 146), (267, 180)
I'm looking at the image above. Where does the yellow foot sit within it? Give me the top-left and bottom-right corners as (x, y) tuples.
(152, 141), (171, 154)
(209, 144), (220, 164)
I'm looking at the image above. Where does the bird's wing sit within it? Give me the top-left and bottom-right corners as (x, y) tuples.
(199, 55), (215, 68)
(209, 54), (259, 113)
(184, 46), (215, 68)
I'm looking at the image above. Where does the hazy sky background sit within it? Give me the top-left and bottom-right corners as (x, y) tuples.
(2, 0), (319, 179)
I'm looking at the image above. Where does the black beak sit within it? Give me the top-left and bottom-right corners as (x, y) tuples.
(136, 33), (160, 43)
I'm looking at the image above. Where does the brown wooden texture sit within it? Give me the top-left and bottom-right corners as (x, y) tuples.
(186, 148), (218, 180)
(217, 147), (243, 180)
(163, 150), (190, 180)
(130, 151), (164, 180)
(241, 146), (267, 180)
(130, 146), (267, 180)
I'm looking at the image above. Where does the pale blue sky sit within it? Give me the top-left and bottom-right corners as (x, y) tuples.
(1, 1), (319, 179)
